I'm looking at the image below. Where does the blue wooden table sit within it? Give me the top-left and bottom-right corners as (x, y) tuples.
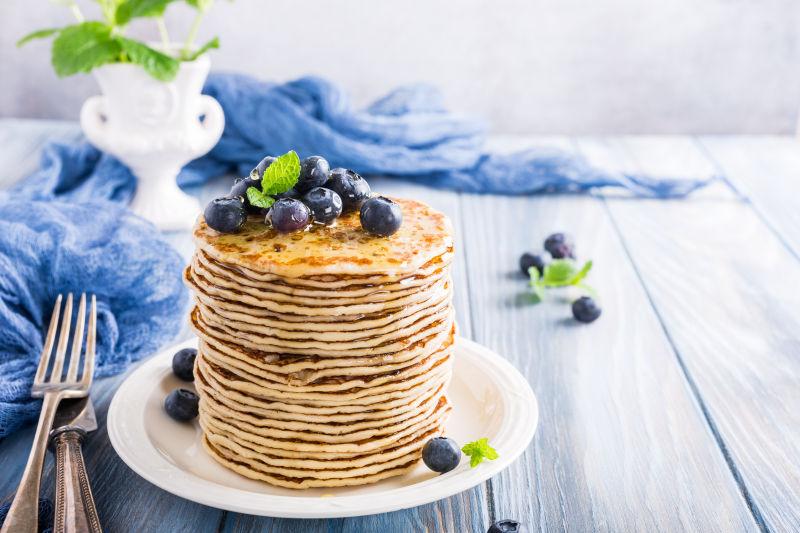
(1, 119), (799, 532)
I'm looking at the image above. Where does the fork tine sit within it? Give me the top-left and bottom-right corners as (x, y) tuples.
(48, 293), (73, 383)
(34, 294), (63, 384)
(66, 293), (87, 382)
(81, 294), (97, 387)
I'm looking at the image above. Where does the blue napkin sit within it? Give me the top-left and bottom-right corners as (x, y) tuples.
(24, 74), (712, 202)
(0, 199), (186, 438)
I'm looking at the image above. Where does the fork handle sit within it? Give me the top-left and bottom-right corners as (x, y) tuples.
(51, 427), (102, 533)
(0, 393), (61, 533)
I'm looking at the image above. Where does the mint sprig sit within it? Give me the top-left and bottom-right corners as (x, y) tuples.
(462, 438), (499, 468)
(529, 258), (594, 301)
(246, 150), (301, 209)
(51, 22), (122, 77)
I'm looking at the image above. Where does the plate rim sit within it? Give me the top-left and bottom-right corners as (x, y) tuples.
(107, 336), (538, 518)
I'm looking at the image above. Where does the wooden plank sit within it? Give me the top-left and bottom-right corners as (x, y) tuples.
(460, 139), (758, 530)
(697, 135), (800, 257)
(0, 368), (223, 532)
(0, 119), (82, 187)
(580, 136), (800, 532)
(219, 178), (488, 531)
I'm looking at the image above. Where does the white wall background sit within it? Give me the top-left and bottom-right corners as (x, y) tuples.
(1, 0), (799, 134)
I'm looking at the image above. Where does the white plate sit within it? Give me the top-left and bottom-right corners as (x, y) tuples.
(107, 337), (538, 518)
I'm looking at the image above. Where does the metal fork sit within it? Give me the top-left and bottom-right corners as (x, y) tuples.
(1, 294), (96, 533)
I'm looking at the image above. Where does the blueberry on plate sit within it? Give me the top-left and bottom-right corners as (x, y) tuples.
(519, 252), (549, 277)
(572, 296), (601, 323)
(229, 176), (265, 214)
(421, 436), (461, 473)
(304, 187), (343, 224)
(204, 197), (247, 233)
(172, 348), (197, 382)
(326, 168), (371, 212)
(250, 155), (276, 180)
(543, 233), (574, 259)
(488, 519), (524, 533)
(360, 196), (403, 237)
(268, 198), (311, 232)
(296, 156), (330, 193)
(164, 388), (199, 422)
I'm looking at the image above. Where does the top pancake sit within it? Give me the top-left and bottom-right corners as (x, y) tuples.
(194, 198), (454, 278)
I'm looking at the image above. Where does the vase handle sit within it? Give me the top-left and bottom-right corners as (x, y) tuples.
(196, 95), (225, 152)
(79, 96), (110, 151)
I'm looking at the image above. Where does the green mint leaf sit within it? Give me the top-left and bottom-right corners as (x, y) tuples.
(51, 22), (121, 77)
(528, 267), (544, 301)
(182, 36), (219, 61)
(17, 28), (61, 47)
(566, 260), (593, 286)
(543, 259), (578, 286)
(186, 0), (214, 12)
(246, 187), (275, 209)
(461, 438), (499, 468)
(115, 37), (179, 81)
(261, 150), (301, 196)
(116, 0), (177, 24)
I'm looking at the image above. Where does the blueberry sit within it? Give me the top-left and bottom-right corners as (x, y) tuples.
(487, 519), (524, 533)
(204, 197), (247, 233)
(543, 233), (574, 259)
(421, 436), (461, 473)
(229, 176), (265, 214)
(296, 156), (330, 193)
(326, 168), (371, 212)
(519, 252), (549, 276)
(172, 348), (197, 382)
(360, 196), (402, 237)
(304, 187), (343, 224)
(275, 187), (299, 200)
(268, 198), (310, 232)
(250, 156), (276, 180)
(164, 388), (199, 422)
(572, 296), (601, 323)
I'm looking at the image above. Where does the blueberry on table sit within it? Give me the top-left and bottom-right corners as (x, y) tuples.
(572, 296), (601, 323)
(421, 436), (461, 473)
(544, 233), (575, 259)
(164, 388), (199, 422)
(296, 156), (331, 193)
(488, 519), (524, 533)
(360, 196), (403, 237)
(304, 187), (343, 224)
(268, 198), (311, 232)
(519, 252), (549, 276)
(172, 348), (197, 382)
(204, 197), (247, 234)
(326, 168), (371, 212)
(250, 155), (276, 180)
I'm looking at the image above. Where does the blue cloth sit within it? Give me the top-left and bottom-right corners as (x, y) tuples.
(0, 200), (187, 438)
(24, 74), (712, 202)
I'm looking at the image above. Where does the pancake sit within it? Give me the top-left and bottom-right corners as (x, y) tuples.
(187, 195), (457, 489)
(193, 198), (454, 278)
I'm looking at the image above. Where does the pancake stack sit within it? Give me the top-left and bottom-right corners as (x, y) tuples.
(185, 197), (456, 489)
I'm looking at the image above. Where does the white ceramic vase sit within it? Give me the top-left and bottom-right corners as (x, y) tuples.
(80, 53), (224, 231)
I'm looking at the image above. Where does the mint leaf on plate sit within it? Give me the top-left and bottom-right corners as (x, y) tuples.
(51, 22), (121, 77)
(260, 150), (301, 196)
(182, 36), (219, 61)
(246, 187), (276, 209)
(462, 438), (499, 468)
(115, 37), (179, 81)
(17, 28), (61, 47)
